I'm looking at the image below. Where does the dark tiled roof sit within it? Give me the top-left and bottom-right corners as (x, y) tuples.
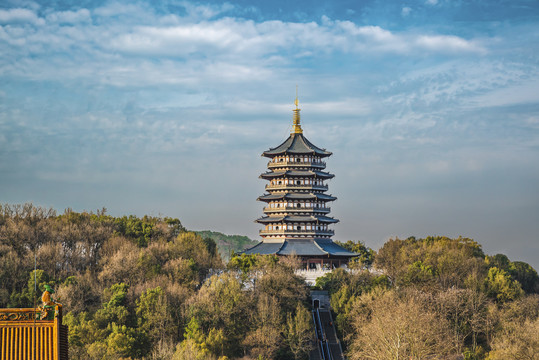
(263, 133), (332, 158)
(241, 239), (357, 257)
(315, 239), (359, 256)
(256, 215), (339, 224)
(242, 241), (284, 255)
(257, 193), (337, 202)
(260, 170), (334, 180)
(279, 239), (327, 256)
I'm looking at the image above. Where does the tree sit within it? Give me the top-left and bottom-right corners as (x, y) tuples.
(436, 288), (490, 354)
(488, 317), (539, 360)
(483, 267), (524, 302)
(243, 294), (283, 359)
(336, 240), (375, 267)
(185, 273), (251, 358)
(349, 290), (456, 360)
(255, 258), (309, 317)
(508, 261), (539, 294)
(286, 303), (313, 360)
(94, 283), (131, 328)
(136, 286), (176, 352)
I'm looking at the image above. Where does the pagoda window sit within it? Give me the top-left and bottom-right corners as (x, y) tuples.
(296, 180), (301, 185)
(297, 226), (301, 230)
(276, 226), (279, 230)
(278, 180), (282, 185)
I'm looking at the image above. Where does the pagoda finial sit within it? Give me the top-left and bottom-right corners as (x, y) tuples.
(292, 85), (303, 134)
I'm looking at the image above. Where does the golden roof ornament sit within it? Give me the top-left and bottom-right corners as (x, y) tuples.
(292, 86), (303, 134)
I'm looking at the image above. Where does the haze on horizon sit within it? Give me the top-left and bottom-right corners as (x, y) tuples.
(1, 0), (538, 269)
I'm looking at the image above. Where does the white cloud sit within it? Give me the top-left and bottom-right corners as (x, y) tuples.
(93, 2), (150, 18)
(426, 0), (438, 5)
(467, 79), (539, 108)
(415, 34), (486, 54)
(178, 1), (235, 20)
(45, 9), (91, 24)
(0, 8), (43, 25)
(402, 7), (412, 17)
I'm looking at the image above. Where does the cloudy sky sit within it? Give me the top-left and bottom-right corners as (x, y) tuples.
(1, 0), (538, 268)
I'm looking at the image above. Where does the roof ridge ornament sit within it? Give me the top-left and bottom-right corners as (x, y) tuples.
(292, 85), (303, 134)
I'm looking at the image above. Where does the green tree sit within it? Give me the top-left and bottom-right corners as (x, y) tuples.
(136, 286), (176, 349)
(9, 269), (54, 308)
(336, 240), (375, 267)
(94, 283), (131, 327)
(508, 261), (539, 294)
(106, 323), (140, 358)
(483, 267), (524, 302)
(186, 273), (251, 357)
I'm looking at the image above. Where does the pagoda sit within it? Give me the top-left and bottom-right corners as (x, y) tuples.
(243, 96), (357, 270)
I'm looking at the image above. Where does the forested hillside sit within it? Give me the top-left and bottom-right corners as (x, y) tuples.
(1, 203), (538, 359)
(317, 236), (539, 360)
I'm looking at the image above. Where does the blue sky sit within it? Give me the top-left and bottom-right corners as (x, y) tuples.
(1, 0), (538, 268)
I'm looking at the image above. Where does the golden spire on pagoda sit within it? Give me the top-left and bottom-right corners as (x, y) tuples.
(292, 85), (303, 134)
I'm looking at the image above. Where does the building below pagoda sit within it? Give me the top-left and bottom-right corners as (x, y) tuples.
(243, 97), (357, 271)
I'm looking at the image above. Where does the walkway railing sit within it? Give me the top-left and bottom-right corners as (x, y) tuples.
(259, 229), (334, 236)
(268, 160), (326, 168)
(265, 184), (329, 191)
(263, 206), (331, 213)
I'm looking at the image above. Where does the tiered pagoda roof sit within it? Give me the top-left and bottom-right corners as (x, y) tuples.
(243, 96), (357, 260)
(262, 132), (332, 157)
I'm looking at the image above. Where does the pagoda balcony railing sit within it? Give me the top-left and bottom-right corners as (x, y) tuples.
(268, 160), (326, 168)
(259, 229), (335, 236)
(265, 184), (328, 191)
(263, 206), (331, 213)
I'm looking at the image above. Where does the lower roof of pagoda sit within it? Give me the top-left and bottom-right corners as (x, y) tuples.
(256, 215), (339, 224)
(258, 193), (336, 202)
(241, 238), (357, 257)
(260, 170), (334, 180)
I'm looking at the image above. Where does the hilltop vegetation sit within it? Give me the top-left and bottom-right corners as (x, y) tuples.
(0, 204), (310, 359)
(315, 236), (539, 360)
(194, 230), (258, 261)
(1, 203), (538, 359)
